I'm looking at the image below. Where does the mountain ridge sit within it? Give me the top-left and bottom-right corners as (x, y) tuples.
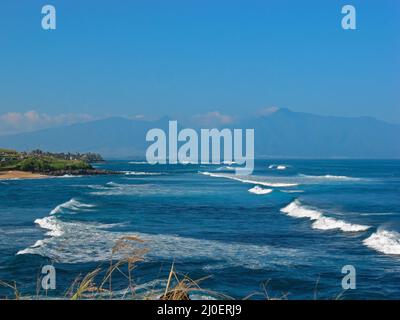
(0, 109), (399, 159)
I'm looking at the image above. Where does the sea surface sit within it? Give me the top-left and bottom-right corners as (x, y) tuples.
(1, 160), (400, 299)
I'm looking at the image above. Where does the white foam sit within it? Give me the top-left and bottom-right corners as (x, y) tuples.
(359, 212), (395, 216)
(32, 239), (45, 248)
(57, 174), (82, 178)
(128, 161), (148, 164)
(200, 172), (298, 187)
(248, 186), (273, 195)
(91, 182), (205, 197)
(363, 229), (400, 255)
(50, 198), (95, 215)
(222, 161), (236, 165)
(281, 200), (322, 220)
(298, 174), (361, 181)
(17, 217), (305, 267)
(123, 171), (163, 176)
(16, 239), (47, 255)
(312, 216), (370, 232)
(87, 184), (111, 190)
(106, 181), (119, 186)
(280, 200), (370, 233)
(34, 216), (64, 237)
(268, 164), (287, 170)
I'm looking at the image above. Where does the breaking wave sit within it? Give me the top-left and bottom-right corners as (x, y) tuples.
(90, 181), (206, 197)
(280, 200), (370, 233)
(248, 186), (273, 195)
(311, 216), (370, 232)
(50, 198), (95, 215)
(269, 164), (287, 170)
(33, 216), (64, 237)
(123, 171), (164, 176)
(363, 229), (400, 255)
(298, 174), (362, 181)
(17, 215), (305, 268)
(200, 172), (298, 187)
(222, 161), (236, 165)
(57, 174), (83, 178)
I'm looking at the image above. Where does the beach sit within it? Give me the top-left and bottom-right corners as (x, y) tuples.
(0, 170), (47, 180)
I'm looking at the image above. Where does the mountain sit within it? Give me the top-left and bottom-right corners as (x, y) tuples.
(0, 117), (170, 158)
(244, 108), (400, 158)
(0, 109), (399, 158)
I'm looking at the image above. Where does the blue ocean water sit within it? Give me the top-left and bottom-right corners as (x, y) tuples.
(1, 160), (400, 299)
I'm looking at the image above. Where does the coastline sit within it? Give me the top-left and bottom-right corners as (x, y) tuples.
(0, 170), (48, 180)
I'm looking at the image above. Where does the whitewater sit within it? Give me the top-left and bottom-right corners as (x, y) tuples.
(2, 159), (400, 299)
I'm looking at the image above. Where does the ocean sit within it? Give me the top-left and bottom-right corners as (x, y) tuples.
(1, 160), (400, 299)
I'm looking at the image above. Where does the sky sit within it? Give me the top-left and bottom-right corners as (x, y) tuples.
(0, 0), (399, 134)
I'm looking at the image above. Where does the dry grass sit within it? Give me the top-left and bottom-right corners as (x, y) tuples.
(0, 280), (20, 300)
(59, 235), (237, 300)
(0, 235), (341, 300)
(62, 236), (231, 300)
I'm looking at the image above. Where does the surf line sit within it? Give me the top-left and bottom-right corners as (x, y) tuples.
(145, 121), (255, 175)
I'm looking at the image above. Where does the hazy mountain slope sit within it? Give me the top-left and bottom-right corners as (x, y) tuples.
(0, 109), (399, 158)
(247, 108), (400, 158)
(0, 117), (169, 158)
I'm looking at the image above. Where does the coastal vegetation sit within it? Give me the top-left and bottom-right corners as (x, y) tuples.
(0, 148), (106, 176)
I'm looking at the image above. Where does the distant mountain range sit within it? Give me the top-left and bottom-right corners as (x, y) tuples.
(0, 108), (399, 159)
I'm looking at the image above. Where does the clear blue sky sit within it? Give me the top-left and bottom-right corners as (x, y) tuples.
(0, 0), (399, 126)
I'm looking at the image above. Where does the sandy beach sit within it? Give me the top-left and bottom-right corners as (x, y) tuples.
(0, 170), (48, 180)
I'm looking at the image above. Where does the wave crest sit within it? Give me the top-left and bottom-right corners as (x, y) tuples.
(298, 174), (361, 181)
(268, 164), (287, 170)
(312, 216), (370, 232)
(363, 229), (400, 255)
(17, 216), (305, 267)
(200, 172), (298, 187)
(34, 216), (64, 237)
(248, 186), (273, 195)
(280, 200), (370, 233)
(123, 171), (164, 176)
(50, 198), (95, 215)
